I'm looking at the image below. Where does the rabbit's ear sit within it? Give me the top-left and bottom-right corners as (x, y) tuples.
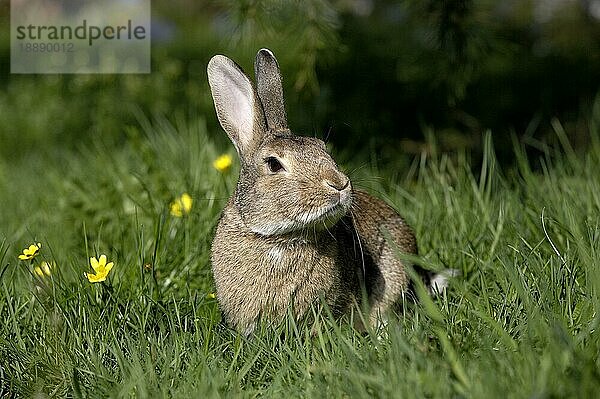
(254, 49), (288, 131)
(207, 55), (267, 158)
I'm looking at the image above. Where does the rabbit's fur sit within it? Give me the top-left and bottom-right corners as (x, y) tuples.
(207, 49), (425, 334)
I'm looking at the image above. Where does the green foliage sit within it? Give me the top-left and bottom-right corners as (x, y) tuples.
(2, 110), (600, 397)
(1, 1), (600, 396)
(0, 0), (342, 161)
(2, 0), (599, 163)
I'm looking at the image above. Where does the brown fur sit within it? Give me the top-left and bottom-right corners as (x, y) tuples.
(207, 49), (422, 334)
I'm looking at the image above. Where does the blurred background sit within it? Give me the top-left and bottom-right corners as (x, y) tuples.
(1, 0), (599, 167)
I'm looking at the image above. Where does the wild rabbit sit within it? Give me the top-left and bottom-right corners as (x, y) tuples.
(207, 49), (431, 335)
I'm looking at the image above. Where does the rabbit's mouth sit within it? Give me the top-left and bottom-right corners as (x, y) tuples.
(297, 197), (351, 230)
(248, 202), (348, 236)
(246, 192), (351, 236)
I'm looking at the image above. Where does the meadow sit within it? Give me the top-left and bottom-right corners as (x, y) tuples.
(1, 94), (600, 397)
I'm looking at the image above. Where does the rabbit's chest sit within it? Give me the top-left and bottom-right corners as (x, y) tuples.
(262, 240), (339, 291)
(252, 240), (343, 307)
(213, 235), (353, 331)
(211, 208), (361, 333)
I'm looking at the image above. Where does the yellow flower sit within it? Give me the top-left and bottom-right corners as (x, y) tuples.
(85, 255), (114, 283)
(34, 261), (53, 277)
(19, 243), (41, 260)
(213, 154), (233, 172)
(170, 193), (193, 217)
(206, 292), (216, 299)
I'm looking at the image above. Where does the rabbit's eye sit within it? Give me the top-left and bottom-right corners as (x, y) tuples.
(265, 157), (285, 173)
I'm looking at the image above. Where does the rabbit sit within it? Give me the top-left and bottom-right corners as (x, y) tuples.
(207, 48), (431, 335)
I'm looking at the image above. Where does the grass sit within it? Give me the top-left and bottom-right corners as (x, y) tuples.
(1, 107), (600, 398)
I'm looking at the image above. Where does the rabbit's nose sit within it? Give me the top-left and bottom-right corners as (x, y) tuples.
(325, 178), (350, 191)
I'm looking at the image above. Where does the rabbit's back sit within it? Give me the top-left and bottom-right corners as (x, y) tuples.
(350, 190), (418, 324)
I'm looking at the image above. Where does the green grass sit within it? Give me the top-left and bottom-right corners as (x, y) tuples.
(1, 109), (600, 398)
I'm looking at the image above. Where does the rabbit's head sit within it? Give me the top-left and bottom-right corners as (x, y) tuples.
(207, 49), (351, 236)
